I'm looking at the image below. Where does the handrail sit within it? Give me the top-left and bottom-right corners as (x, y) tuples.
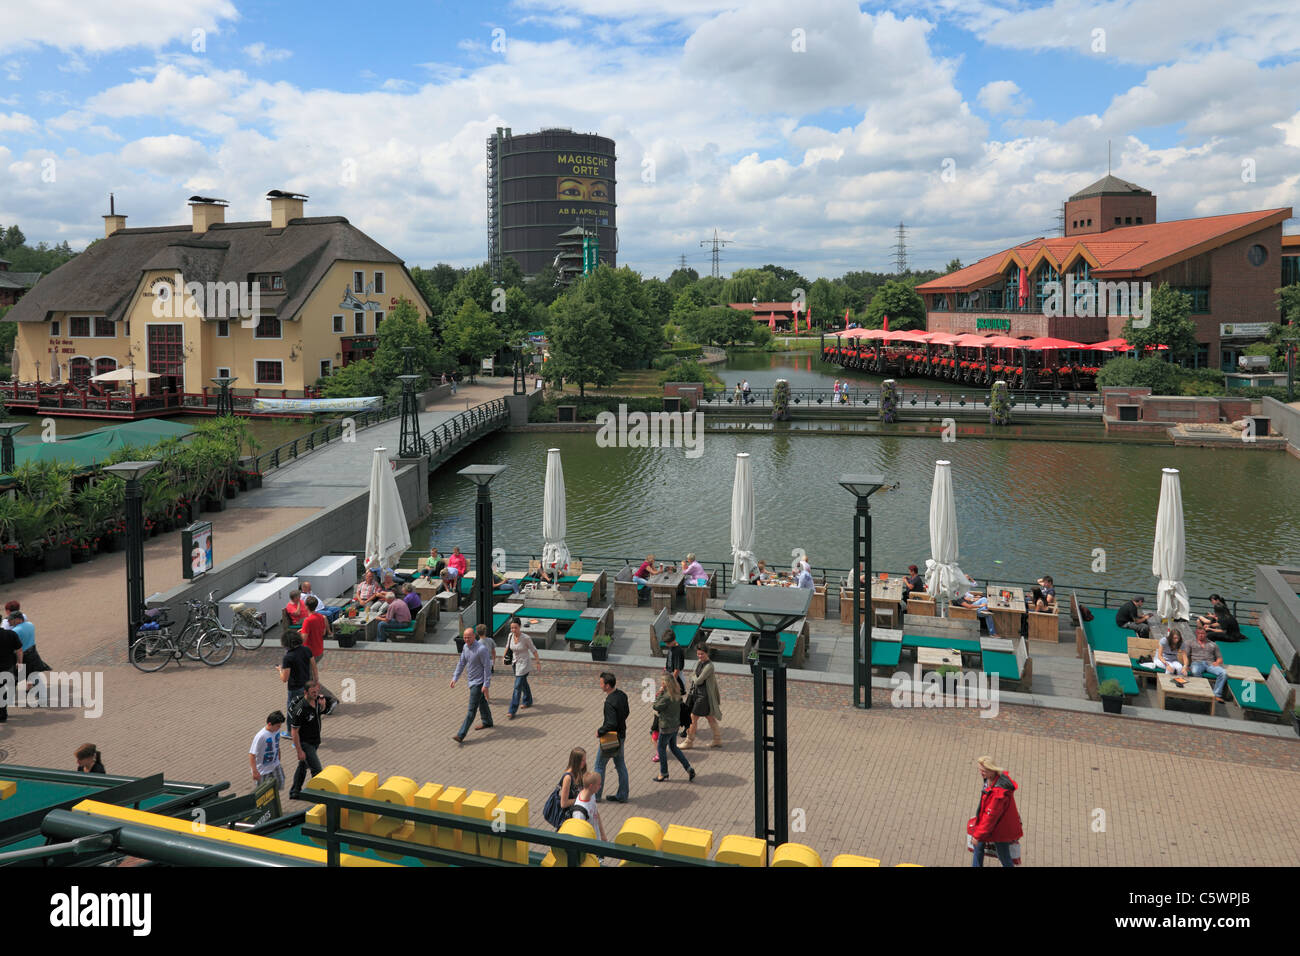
(368, 547), (1267, 620)
(701, 386), (1102, 414)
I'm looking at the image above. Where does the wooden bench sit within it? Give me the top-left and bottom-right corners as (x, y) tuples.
(684, 571), (716, 612)
(807, 582), (827, 621)
(564, 605), (612, 650)
(1259, 608), (1300, 682)
(1028, 607), (1060, 644)
(1083, 642), (1140, 700)
(905, 595), (936, 617)
(947, 604), (978, 622)
(649, 607), (671, 656)
(577, 571), (606, 603)
(614, 566), (647, 608)
(980, 636), (1032, 692)
(1226, 664), (1296, 722)
(670, 612), (703, 652)
(382, 600), (433, 643)
(1126, 636), (1162, 686)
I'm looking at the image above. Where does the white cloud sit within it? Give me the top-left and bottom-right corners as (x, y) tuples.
(0, 0), (238, 55)
(0, 112), (37, 133)
(243, 42), (292, 65)
(978, 80), (1029, 116)
(120, 134), (214, 175)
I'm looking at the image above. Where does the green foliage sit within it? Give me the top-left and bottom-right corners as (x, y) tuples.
(656, 360), (716, 386)
(320, 358), (385, 399)
(864, 280), (925, 330)
(1121, 283), (1198, 361)
(1098, 678), (1123, 698)
(1095, 357), (1181, 395)
(0, 221), (77, 273)
(373, 298), (440, 386)
(678, 305), (752, 346)
(666, 267), (699, 292)
(555, 265), (662, 368)
(529, 395), (664, 423)
(543, 299), (617, 398)
(945, 258), (964, 274)
(749, 323), (774, 348)
(441, 300), (503, 367)
(1275, 285), (1300, 326)
(0, 312), (15, 354)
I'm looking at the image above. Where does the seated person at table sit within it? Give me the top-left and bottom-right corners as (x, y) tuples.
(402, 583), (423, 614)
(795, 563), (814, 589)
(1027, 586), (1049, 613)
(493, 568), (521, 594)
(1198, 595), (1243, 642)
(902, 564), (925, 599)
(1035, 576), (1057, 607)
(956, 590), (997, 635)
(633, 555), (660, 587)
(447, 546), (469, 579)
(380, 569), (400, 593)
(355, 570), (382, 605)
(375, 591), (412, 642)
(299, 581), (341, 623)
(1186, 625), (1227, 701)
(285, 591), (308, 627)
(682, 553), (706, 584)
(1116, 596), (1151, 638)
(419, 548), (447, 582)
(1155, 628), (1187, 678)
(750, 560), (771, 584)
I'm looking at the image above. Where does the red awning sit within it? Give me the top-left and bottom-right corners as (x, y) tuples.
(1021, 336), (1086, 350)
(920, 332), (962, 345)
(889, 329), (931, 341)
(950, 333), (1000, 347)
(982, 335), (1025, 348)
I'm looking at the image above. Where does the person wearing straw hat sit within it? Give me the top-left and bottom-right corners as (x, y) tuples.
(967, 755), (1023, 867)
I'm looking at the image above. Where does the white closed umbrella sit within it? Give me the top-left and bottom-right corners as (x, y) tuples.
(541, 447), (570, 574)
(730, 452), (757, 584)
(923, 459), (968, 612)
(1153, 467), (1190, 622)
(364, 446), (410, 570)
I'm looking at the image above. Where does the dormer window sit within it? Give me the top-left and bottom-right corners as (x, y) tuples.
(252, 273), (285, 292)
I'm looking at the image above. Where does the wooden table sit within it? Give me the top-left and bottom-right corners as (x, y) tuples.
(1156, 674), (1216, 715)
(839, 578), (904, 628)
(705, 628), (755, 664)
(521, 617), (557, 650)
(1092, 649), (1132, 668)
(1224, 664), (1265, 683)
(916, 647), (962, 670)
(986, 587), (1025, 639)
(648, 571), (685, 613)
(980, 636), (1014, 654)
(494, 601), (524, 617)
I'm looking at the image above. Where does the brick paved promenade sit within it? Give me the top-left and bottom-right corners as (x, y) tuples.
(5, 378), (1300, 865)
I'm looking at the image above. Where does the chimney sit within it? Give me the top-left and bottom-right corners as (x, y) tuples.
(102, 193), (127, 237)
(188, 195), (228, 234)
(267, 190), (308, 228)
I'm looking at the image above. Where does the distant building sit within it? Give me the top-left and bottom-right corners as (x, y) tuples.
(0, 259), (40, 308)
(916, 174), (1294, 370)
(728, 301), (803, 331)
(4, 192), (430, 393)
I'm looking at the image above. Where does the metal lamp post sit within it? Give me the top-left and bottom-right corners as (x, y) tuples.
(839, 474), (887, 709)
(0, 421), (29, 475)
(104, 460), (161, 647)
(458, 464), (505, 629)
(398, 347), (424, 458)
(210, 376), (237, 417)
(723, 583), (811, 850)
(513, 341), (527, 396)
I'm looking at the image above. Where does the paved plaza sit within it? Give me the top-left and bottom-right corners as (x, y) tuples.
(5, 379), (1300, 866)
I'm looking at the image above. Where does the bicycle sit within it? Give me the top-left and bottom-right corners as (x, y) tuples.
(195, 590), (267, 651)
(129, 601), (233, 672)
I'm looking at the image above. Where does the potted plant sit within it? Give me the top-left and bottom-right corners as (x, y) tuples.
(590, 632), (612, 662)
(771, 379), (790, 422)
(879, 379), (898, 423)
(454, 632), (466, 654)
(1098, 677), (1124, 714)
(335, 621), (359, 649)
(70, 538), (93, 563)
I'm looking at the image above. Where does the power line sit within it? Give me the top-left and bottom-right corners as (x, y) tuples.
(892, 222), (907, 273)
(699, 228), (733, 279)
(677, 253), (688, 271)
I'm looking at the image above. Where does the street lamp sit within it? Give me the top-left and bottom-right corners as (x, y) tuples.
(723, 583), (811, 851)
(210, 376), (237, 417)
(458, 464), (506, 631)
(398, 347), (425, 459)
(840, 474), (887, 709)
(513, 341), (528, 396)
(104, 460), (161, 648)
(0, 421), (29, 475)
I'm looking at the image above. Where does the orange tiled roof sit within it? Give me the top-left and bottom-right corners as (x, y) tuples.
(729, 302), (800, 312)
(917, 207), (1292, 292)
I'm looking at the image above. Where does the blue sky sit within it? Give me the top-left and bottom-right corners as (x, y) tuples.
(2, 0), (1298, 277)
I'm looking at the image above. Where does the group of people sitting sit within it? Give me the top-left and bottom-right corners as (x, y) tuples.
(750, 555), (815, 589)
(1116, 594), (1241, 701)
(631, 553), (714, 589)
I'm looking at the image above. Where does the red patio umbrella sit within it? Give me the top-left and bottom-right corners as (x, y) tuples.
(1021, 336), (1086, 350)
(1017, 269), (1029, 308)
(882, 314), (890, 332)
(843, 309), (850, 331)
(806, 306), (812, 333)
(768, 313), (777, 330)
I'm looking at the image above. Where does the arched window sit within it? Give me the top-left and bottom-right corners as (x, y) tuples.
(1004, 266), (1024, 310)
(68, 356), (92, 388)
(95, 356), (118, 378)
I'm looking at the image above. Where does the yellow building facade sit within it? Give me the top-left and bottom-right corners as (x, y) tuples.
(7, 193), (430, 398)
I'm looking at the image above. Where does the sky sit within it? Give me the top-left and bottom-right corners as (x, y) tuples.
(2, 0), (1299, 279)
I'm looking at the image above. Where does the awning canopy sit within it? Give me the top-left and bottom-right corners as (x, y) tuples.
(1020, 336), (1087, 350)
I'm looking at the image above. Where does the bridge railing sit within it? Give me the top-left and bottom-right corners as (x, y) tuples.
(700, 387), (1101, 415)
(420, 397), (508, 462)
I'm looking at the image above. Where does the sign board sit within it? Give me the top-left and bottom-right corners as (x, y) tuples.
(1220, 322), (1271, 338)
(183, 520), (213, 579)
(976, 318), (1012, 331)
(481, 357), (495, 373)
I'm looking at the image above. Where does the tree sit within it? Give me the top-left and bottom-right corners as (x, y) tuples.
(1096, 356), (1180, 395)
(666, 266), (699, 292)
(319, 357), (385, 399)
(544, 300), (616, 397)
(2, 225), (26, 250)
(642, 277), (675, 329)
(1122, 283), (1197, 362)
(806, 278), (844, 327)
(1275, 285), (1300, 326)
(441, 300), (502, 368)
(524, 264), (561, 306)
(558, 265), (661, 368)
(864, 280), (926, 330)
(373, 299), (440, 386)
(945, 258), (964, 274)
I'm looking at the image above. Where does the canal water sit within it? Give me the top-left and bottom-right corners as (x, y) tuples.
(414, 428), (1300, 600)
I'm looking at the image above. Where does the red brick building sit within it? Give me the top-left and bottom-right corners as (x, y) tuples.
(916, 174), (1294, 370)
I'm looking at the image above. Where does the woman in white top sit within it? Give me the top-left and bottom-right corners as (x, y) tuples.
(505, 617), (541, 718)
(1155, 631), (1186, 675)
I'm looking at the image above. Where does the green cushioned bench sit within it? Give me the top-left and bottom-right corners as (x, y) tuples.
(519, 606), (584, 634)
(901, 634), (982, 655)
(702, 618), (800, 660)
(569, 581), (595, 596)
(1097, 663), (1140, 696)
(981, 651), (1018, 680)
(1078, 607), (1130, 654)
(871, 641), (902, 669)
(1218, 625), (1281, 674)
(670, 624), (700, 649)
(565, 618), (597, 645)
(1226, 679), (1282, 714)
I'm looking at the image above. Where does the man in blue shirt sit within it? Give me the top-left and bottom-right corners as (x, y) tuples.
(8, 612), (49, 674)
(450, 627), (494, 743)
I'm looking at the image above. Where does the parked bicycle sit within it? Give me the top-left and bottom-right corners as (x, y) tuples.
(129, 599), (234, 672)
(194, 590), (267, 651)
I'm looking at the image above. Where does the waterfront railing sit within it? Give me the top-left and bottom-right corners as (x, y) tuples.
(699, 387), (1102, 415)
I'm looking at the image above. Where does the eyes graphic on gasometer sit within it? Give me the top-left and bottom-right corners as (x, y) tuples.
(556, 177), (610, 201)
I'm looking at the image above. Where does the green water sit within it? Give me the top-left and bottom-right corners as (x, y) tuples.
(413, 429), (1300, 600)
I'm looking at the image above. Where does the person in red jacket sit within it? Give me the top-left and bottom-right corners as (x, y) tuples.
(968, 755), (1023, 867)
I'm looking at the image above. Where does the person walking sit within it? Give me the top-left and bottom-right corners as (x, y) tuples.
(742, 379), (752, 404)
(74, 744), (105, 774)
(300, 597), (339, 714)
(450, 626), (493, 743)
(652, 675), (695, 783)
(288, 682), (326, 801)
(505, 617), (541, 719)
(249, 711), (286, 792)
(683, 645), (723, 749)
(573, 772), (606, 841)
(276, 632), (316, 741)
(552, 747), (587, 826)
(0, 624), (20, 724)
(968, 755), (1023, 867)
(594, 672), (629, 803)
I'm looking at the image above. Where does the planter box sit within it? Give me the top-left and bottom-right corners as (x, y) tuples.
(590, 645), (610, 662)
(225, 484), (238, 499)
(42, 545), (73, 571)
(99, 533), (121, 553)
(336, 629), (358, 649)
(203, 496), (226, 513)
(71, 548), (92, 565)
(0, 550), (13, 584)
(1100, 694), (1123, 715)
(15, 553), (40, 577)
